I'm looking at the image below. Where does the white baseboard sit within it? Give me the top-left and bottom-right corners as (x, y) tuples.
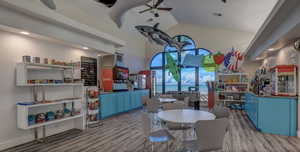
(0, 122), (77, 151)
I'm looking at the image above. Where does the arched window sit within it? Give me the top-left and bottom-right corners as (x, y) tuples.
(150, 35), (215, 94)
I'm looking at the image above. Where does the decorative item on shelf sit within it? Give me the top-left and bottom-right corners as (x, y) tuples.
(64, 108), (72, 117)
(22, 56), (31, 63)
(28, 115), (36, 125)
(50, 59), (55, 65)
(72, 108), (81, 116)
(54, 80), (64, 84)
(89, 114), (98, 122)
(55, 110), (64, 119)
(88, 90), (99, 99)
(43, 58), (49, 64)
(36, 113), (46, 123)
(46, 111), (55, 121)
(64, 78), (73, 83)
(32, 57), (41, 64)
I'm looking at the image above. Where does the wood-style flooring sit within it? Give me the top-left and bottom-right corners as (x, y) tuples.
(3, 110), (300, 152)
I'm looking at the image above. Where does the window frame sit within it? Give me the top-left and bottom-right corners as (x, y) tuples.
(149, 35), (214, 94)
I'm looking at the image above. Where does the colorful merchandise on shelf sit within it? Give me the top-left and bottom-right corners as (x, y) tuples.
(64, 108), (72, 117)
(28, 115), (36, 126)
(217, 72), (249, 107)
(88, 90), (99, 99)
(46, 111), (55, 121)
(55, 110), (64, 119)
(36, 113), (46, 123)
(72, 108), (81, 116)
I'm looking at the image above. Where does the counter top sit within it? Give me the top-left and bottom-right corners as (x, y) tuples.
(247, 92), (298, 99)
(100, 89), (149, 95)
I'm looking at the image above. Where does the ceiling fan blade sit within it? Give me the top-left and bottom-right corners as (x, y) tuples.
(157, 8), (173, 11)
(154, 0), (164, 8)
(40, 0), (56, 10)
(139, 8), (153, 14)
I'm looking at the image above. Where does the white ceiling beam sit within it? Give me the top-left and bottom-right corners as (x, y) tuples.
(0, 0), (126, 53)
(245, 0), (300, 60)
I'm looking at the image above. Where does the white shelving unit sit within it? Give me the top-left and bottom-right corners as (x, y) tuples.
(16, 62), (85, 141)
(17, 99), (83, 129)
(216, 72), (249, 106)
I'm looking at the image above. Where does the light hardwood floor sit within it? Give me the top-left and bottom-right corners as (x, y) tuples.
(3, 110), (300, 152)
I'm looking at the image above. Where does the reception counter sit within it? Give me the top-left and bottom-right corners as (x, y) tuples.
(99, 90), (149, 119)
(245, 93), (297, 136)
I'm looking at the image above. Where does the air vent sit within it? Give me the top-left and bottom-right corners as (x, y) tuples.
(95, 0), (117, 8)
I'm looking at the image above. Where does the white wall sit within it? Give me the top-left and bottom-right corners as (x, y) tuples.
(145, 24), (255, 67)
(4, 0), (161, 73)
(0, 30), (102, 150)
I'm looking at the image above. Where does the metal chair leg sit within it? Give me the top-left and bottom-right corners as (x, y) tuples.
(167, 141), (169, 152)
(151, 143), (154, 152)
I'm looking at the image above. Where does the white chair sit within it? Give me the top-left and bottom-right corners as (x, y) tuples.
(141, 113), (175, 152)
(146, 99), (160, 113)
(182, 118), (229, 152)
(211, 106), (230, 119)
(146, 99), (161, 126)
(162, 102), (188, 111)
(142, 96), (149, 111)
(162, 102), (191, 140)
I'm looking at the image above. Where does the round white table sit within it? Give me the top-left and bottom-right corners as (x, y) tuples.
(157, 109), (216, 124)
(158, 98), (177, 103)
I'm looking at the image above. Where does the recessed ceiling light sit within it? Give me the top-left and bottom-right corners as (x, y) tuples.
(82, 46), (89, 50)
(267, 48), (275, 51)
(213, 12), (222, 17)
(20, 31), (30, 35)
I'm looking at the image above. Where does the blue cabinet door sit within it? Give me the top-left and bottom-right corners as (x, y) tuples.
(100, 95), (117, 118)
(123, 92), (131, 111)
(116, 93), (125, 113)
(258, 98), (291, 136)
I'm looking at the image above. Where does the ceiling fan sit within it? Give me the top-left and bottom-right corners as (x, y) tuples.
(40, 0), (56, 10)
(139, 0), (173, 15)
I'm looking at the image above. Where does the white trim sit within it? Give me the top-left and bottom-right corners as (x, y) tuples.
(297, 130), (300, 138)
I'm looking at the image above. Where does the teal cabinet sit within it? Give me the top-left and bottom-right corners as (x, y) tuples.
(100, 95), (117, 118)
(245, 93), (297, 136)
(100, 90), (149, 119)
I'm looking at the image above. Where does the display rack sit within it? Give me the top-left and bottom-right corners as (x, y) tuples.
(216, 72), (249, 106)
(85, 87), (102, 127)
(16, 62), (85, 142)
(271, 65), (297, 96)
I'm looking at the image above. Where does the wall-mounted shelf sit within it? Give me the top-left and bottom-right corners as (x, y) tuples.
(16, 61), (85, 141)
(24, 114), (83, 130)
(24, 63), (73, 69)
(18, 98), (81, 108)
